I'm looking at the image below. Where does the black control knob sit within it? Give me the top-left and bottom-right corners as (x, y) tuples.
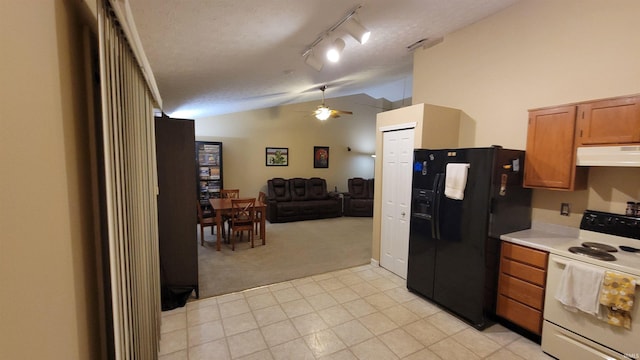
(604, 217), (616, 226)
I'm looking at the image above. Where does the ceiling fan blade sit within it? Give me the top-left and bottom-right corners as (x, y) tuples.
(329, 109), (354, 118)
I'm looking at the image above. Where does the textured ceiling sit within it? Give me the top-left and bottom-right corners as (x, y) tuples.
(127, 0), (519, 118)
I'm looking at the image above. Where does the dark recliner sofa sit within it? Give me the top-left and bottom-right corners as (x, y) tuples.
(266, 177), (342, 223)
(343, 177), (374, 217)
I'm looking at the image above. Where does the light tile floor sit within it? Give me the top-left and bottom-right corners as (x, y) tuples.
(159, 264), (553, 360)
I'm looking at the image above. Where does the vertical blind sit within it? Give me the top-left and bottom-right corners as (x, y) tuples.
(98, 0), (161, 358)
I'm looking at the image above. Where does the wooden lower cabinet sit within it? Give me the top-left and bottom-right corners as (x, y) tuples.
(497, 295), (542, 334)
(496, 242), (548, 335)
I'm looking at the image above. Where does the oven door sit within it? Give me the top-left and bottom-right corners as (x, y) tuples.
(543, 254), (640, 359)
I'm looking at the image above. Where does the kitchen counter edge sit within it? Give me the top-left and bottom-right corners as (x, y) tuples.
(500, 221), (579, 253)
(500, 222), (640, 276)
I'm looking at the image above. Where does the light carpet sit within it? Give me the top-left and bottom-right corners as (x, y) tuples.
(197, 216), (373, 298)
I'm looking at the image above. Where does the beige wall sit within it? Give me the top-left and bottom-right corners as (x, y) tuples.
(195, 94), (388, 196)
(0, 1), (100, 358)
(412, 0), (640, 227)
(371, 104), (461, 261)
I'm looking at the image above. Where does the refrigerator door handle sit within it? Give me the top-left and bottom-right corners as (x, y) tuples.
(433, 173), (445, 240)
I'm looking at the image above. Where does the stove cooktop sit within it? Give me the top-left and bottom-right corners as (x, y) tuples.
(562, 210), (640, 274)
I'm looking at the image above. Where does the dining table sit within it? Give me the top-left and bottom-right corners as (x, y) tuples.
(209, 197), (266, 251)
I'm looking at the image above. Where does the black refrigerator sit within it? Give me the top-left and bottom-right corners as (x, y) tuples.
(407, 146), (531, 329)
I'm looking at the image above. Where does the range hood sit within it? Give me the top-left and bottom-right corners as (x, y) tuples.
(576, 145), (640, 167)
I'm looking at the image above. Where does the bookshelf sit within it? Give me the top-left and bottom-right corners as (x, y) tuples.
(196, 141), (223, 217)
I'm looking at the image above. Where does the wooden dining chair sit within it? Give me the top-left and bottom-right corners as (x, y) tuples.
(196, 201), (224, 246)
(220, 189), (240, 236)
(220, 189), (240, 199)
(254, 191), (266, 236)
(229, 198), (256, 250)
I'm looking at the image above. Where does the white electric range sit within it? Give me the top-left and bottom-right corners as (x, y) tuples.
(504, 210), (640, 360)
(501, 210), (640, 359)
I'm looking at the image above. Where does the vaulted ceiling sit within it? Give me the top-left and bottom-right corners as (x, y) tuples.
(128, 0), (519, 118)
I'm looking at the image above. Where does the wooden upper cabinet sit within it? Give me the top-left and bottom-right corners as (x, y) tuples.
(524, 105), (581, 190)
(577, 95), (640, 145)
(524, 94), (639, 191)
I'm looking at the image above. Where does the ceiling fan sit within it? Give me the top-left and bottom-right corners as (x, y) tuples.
(313, 85), (353, 120)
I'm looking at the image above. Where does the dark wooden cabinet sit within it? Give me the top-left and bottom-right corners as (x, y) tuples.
(577, 95), (640, 145)
(524, 105), (587, 190)
(155, 115), (199, 303)
(496, 242), (548, 335)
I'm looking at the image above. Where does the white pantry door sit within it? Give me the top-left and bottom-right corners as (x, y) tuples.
(380, 128), (414, 278)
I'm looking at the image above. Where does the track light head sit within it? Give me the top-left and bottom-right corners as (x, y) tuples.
(301, 5), (370, 69)
(344, 18), (371, 44)
(304, 51), (324, 71)
(326, 38), (345, 63)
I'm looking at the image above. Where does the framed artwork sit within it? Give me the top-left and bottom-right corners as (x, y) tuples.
(313, 146), (329, 168)
(265, 147), (288, 166)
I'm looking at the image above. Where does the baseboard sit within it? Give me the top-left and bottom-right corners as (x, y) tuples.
(370, 258), (379, 267)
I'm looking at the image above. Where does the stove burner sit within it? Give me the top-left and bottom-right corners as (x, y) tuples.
(620, 245), (640, 253)
(582, 242), (618, 252)
(569, 246), (617, 261)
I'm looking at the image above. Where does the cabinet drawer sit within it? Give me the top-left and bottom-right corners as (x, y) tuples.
(497, 294), (542, 335)
(500, 258), (546, 286)
(501, 242), (548, 269)
(498, 273), (544, 309)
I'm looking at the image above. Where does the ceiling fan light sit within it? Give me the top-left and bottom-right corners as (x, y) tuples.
(344, 18), (371, 44)
(315, 106), (332, 120)
(304, 51), (324, 71)
(326, 38), (345, 63)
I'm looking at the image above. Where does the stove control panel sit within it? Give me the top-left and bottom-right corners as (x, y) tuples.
(580, 210), (640, 239)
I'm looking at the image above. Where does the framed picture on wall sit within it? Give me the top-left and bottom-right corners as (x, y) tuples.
(313, 146), (329, 168)
(266, 147), (288, 166)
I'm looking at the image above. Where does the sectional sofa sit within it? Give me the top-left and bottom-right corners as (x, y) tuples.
(343, 177), (374, 217)
(266, 177), (342, 223)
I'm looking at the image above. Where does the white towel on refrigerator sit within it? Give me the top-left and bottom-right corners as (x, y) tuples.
(555, 261), (605, 316)
(444, 163), (470, 200)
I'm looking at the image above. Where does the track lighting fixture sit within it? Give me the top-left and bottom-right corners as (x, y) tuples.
(343, 18), (370, 44)
(301, 4), (371, 70)
(326, 38), (345, 62)
(304, 50), (324, 71)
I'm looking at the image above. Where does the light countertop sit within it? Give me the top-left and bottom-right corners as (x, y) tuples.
(500, 222), (579, 253)
(501, 222), (640, 277)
